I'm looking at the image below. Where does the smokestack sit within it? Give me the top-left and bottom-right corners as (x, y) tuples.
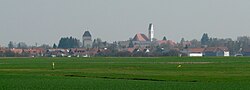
(148, 23), (154, 42)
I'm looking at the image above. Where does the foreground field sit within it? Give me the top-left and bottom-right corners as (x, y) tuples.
(0, 57), (250, 90)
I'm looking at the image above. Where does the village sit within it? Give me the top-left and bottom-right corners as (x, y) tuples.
(1, 23), (250, 57)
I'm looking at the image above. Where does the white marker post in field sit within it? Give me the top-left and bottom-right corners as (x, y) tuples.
(52, 62), (55, 70)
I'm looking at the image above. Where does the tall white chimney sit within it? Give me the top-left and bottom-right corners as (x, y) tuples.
(148, 23), (154, 42)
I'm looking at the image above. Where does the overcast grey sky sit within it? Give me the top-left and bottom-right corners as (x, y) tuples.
(1, 0), (250, 46)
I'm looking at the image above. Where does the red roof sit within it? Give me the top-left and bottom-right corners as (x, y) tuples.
(10, 48), (23, 54)
(127, 48), (135, 53)
(158, 40), (176, 46)
(204, 47), (229, 52)
(188, 48), (205, 53)
(132, 33), (149, 41)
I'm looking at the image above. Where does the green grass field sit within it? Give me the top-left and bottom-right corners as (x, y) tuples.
(1, 57), (250, 90)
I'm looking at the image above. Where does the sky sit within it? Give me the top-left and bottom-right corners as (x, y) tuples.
(1, 0), (250, 47)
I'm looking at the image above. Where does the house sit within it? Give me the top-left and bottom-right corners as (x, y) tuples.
(187, 48), (205, 57)
(66, 48), (99, 57)
(182, 41), (192, 47)
(118, 41), (130, 48)
(23, 48), (45, 57)
(0, 48), (7, 56)
(10, 48), (23, 54)
(242, 48), (250, 56)
(157, 40), (176, 47)
(203, 47), (229, 56)
(0, 48), (6, 54)
(46, 49), (69, 57)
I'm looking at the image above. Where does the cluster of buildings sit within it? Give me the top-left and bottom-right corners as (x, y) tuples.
(0, 23), (174, 57)
(0, 48), (44, 57)
(182, 47), (230, 57)
(79, 23), (176, 56)
(82, 23), (168, 48)
(2, 23), (250, 57)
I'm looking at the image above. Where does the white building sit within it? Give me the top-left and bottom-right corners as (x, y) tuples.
(187, 48), (205, 57)
(203, 47), (230, 56)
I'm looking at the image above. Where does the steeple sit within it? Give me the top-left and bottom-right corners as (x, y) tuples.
(148, 23), (154, 42)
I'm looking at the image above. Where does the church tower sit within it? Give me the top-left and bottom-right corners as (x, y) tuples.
(82, 31), (92, 48)
(148, 23), (154, 42)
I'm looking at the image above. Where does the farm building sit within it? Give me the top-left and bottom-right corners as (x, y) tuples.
(187, 48), (205, 57)
(203, 47), (229, 56)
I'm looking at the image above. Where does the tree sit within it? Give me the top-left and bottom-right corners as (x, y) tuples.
(190, 39), (201, 48)
(5, 50), (16, 57)
(53, 43), (57, 49)
(107, 42), (119, 56)
(39, 44), (51, 49)
(128, 39), (134, 48)
(8, 41), (14, 49)
(163, 36), (167, 41)
(201, 33), (209, 45)
(58, 37), (80, 48)
(92, 38), (105, 48)
(152, 45), (165, 56)
(17, 42), (28, 49)
(237, 36), (250, 48)
(179, 38), (186, 48)
(168, 49), (180, 56)
(180, 38), (185, 44)
(226, 40), (241, 55)
(92, 39), (98, 48)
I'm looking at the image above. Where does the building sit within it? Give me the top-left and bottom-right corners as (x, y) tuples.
(70, 48), (99, 57)
(23, 48), (45, 57)
(118, 40), (130, 48)
(242, 48), (250, 56)
(0, 48), (6, 57)
(82, 31), (92, 48)
(187, 48), (205, 57)
(203, 47), (230, 56)
(148, 23), (154, 42)
(157, 40), (176, 48)
(132, 33), (151, 48)
(46, 49), (69, 57)
(10, 48), (23, 54)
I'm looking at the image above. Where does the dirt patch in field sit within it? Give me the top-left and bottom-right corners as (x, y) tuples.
(63, 74), (202, 83)
(0, 69), (49, 72)
(167, 62), (213, 64)
(64, 74), (165, 82)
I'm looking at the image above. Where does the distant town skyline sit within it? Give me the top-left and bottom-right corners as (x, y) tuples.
(1, 0), (250, 46)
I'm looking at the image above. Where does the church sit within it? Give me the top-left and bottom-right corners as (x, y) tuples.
(132, 23), (154, 48)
